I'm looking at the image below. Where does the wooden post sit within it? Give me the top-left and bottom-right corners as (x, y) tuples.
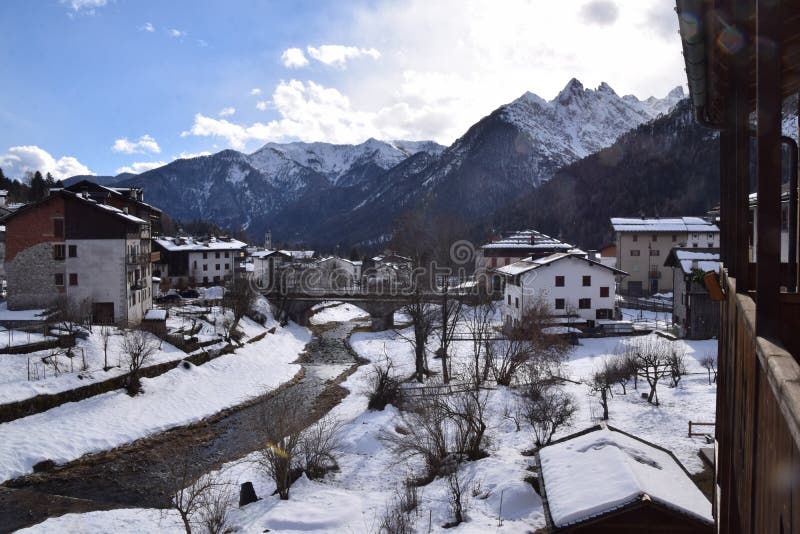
(733, 3), (751, 294)
(755, 0), (782, 339)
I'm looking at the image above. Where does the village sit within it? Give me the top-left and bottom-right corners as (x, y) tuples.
(0, 177), (731, 533)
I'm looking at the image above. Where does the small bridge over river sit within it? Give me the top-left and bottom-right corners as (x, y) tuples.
(263, 286), (484, 330)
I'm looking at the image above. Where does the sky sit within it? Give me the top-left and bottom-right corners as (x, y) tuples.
(0, 0), (686, 180)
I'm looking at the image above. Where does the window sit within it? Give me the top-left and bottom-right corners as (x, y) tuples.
(203, 264), (208, 271)
(491, 257), (497, 268)
(554, 298), (565, 310)
(215, 252), (220, 259)
(224, 263), (229, 270)
(213, 275), (220, 282)
(600, 286), (609, 297)
(515, 297), (519, 309)
(579, 298), (591, 309)
(53, 244), (66, 261)
(555, 275), (565, 287)
(692, 233), (699, 239)
(224, 252), (229, 258)
(596, 309), (612, 319)
(630, 250), (640, 256)
(504, 258), (510, 266)
(632, 234), (638, 242)
(215, 264), (220, 270)
(672, 234), (677, 242)
(68, 245), (77, 258)
(693, 243), (699, 248)
(582, 275), (591, 286)
(507, 294), (511, 305)
(69, 273), (78, 286)
(53, 218), (64, 238)
(707, 233), (714, 238)
(708, 243), (714, 248)
(202, 252), (208, 259)
(650, 249), (660, 256)
(54, 273), (64, 286)
(652, 234), (658, 242)
(203, 276), (208, 283)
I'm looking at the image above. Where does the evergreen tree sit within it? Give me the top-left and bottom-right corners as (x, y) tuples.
(29, 171), (47, 202)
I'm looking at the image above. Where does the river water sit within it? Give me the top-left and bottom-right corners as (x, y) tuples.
(0, 318), (365, 533)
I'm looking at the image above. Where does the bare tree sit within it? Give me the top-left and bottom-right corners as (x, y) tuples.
(442, 388), (490, 461)
(382, 394), (449, 481)
(445, 467), (468, 527)
(121, 329), (159, 395)
(463, 299), (495, 385)
(668, 349), (688, 388)
(588, 362), (615, 421)
(507, 299), (573, 382)
(398, 290), (437, 382)
(100, 326), (113, 371)
(624, 337), (673, 406)
(607, 352), (636, 395)
(52, 296), (91, 357)
(434, 277), (463, 384)
(223, 275), (257, 340)
(701, 354), (718, 385)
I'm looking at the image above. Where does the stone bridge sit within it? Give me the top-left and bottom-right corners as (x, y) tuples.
(264, 288), (485, 331)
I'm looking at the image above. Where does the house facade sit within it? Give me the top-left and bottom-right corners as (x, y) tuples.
(611, 217), (719, 295)
(4, 188), (155, 324)
(665, 248), (721, 340)
(496, 252), (626, 328)
(153, 236), (247, 288)
(475, 230), (575, 289)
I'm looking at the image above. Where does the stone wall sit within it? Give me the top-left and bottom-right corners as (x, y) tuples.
(7, 242), (63, 310)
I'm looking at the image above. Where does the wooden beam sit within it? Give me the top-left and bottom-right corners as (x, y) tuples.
(734, 0), (753, 293)
(755, 0), (783, 337)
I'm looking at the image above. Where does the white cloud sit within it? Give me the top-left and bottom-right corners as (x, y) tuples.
(218, 107), (236, 117)
(579, 0), (619, 26)
(306, 45), (380, 67)
(140, 22), (155, 32)
(115, 161), (167, 174)
(281, 48), (309, 68)
(187, 0), (686, 147)
(168, 28), (185, 38)
(0, 146), (93, 180)
(112, 134), (161, 154)
(250, 88), (262, 95)
(61, 0), (106, 13)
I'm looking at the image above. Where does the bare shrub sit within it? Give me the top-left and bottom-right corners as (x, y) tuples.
(368, 362), (403, 410)
(441, 389), (490, 461)
(488, 337), (534, 386)
(435, 278), (463, 383)
(588, 362), (615, 421)
(300, 415), (343, 479)
(100, 326), (113, 370)
(701, 354), (718, 385)
(255, 390), (306, 500)
(378, 496), (416, 534)
(445, 466), (469, 527)
(668, 349), (688, 388)
(519, 368), (577, 448)
(464, 299), (495, 386)
(382, 395), (449, 482)
(121, 329), (159, 395)
(608, 352), (636, 394)
(164, 457), (233, 534)
(223, 275), (257, 339)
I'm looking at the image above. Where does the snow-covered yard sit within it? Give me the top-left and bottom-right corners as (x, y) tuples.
(24, 306), (717, 533)
(0, 311), (310, 483)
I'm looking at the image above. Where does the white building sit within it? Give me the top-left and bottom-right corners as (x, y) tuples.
(153, 236), (247, 288)
(496, 252), (627, 328)
(250, 249), (316, 290)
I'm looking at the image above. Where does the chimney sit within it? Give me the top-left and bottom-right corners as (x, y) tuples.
(691, 259), (699, 270)
(265, 229), (273, 250)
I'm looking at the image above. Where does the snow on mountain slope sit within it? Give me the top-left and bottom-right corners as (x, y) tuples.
(250, 138), (443, 185)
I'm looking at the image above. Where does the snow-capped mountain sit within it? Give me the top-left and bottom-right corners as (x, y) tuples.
(103, 78), (683, 248)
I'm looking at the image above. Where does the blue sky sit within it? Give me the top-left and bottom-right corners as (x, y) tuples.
(0, 0), (685, 179)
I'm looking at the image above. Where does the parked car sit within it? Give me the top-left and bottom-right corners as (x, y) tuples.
(179, 289), (200, 299)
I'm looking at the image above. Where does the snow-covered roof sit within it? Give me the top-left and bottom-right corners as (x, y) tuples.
(144, 309), (167, 321)
(610, 217), (719, 233)
(154, 236), (247, 252)
(539, 425), (713, 529)
(665, 248), (721, 275)
(481, 229), (573, 250)
(495, 252), (628, 277)
(281, 250), (315, 260)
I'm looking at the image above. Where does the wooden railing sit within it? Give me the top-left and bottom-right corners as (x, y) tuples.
(717, 273), (800, 534)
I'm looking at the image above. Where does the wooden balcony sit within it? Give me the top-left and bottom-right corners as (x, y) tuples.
(717, 273), (800, 534)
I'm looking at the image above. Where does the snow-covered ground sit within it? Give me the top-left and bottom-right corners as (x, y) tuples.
(0, 313), (309, 483)
(26, 307), (717, 533)
(310, 302), (369, 325)
(0, 328), (189, 405)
